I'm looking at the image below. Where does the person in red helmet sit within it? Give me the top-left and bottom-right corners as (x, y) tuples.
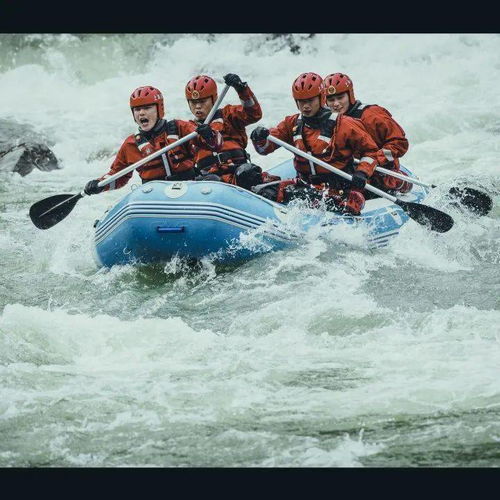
(250, 72), (380, 215)
(84, 85), (221, 195)
(184, 73), (279, 190)
(323, 72), (412, 194)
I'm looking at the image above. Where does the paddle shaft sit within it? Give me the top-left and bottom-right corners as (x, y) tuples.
(267, 136), (398, 203)
(96, 84), (231, 190)
(353, 157), (433, 189)
(95, 132), (196, 190)
(254, 163), (431, 194)
(375, 164), (433, 189)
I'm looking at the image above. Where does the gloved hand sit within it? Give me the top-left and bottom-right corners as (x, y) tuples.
(381, 168), (413, 193)
(84, 179), (104, 195)
(351, 170), (368, 191)
(375, 148), (393, 167)
(342, 189), (365, 215)
(323, 189), (344, 212)
(261, 172), (281, 183)
(223, 73), (247, 92)
(250, 126), (270, 143)
(196, 123), (215, 142)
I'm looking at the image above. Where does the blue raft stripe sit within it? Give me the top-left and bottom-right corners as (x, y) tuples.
(95, 203), (270, 239)
(95, 204), (290, 237)
(95, 214), (294, 247)
(96, 200), (270, 236)
(367, 228), (404, 248)
(96, 209), (259, 239)
(110, 201), (266, 229)
(95, 206), (265, 241)
(94, 210), (295, 246)
(368, 230), (401, 242)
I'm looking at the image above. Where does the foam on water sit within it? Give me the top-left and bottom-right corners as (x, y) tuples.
(1, 293), (499, 465)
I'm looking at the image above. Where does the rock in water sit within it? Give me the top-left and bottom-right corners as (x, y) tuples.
(0, 119), (60, 176)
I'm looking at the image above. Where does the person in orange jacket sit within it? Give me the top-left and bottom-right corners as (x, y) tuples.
(323, 73), (412, 193)
(250, 72), (380, 215)
(84, 86), (221, 195)
(185, 73), (280, 190)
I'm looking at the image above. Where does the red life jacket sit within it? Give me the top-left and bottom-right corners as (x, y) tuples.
(291, 109), (340, 176)
(133, 120), (194, 179)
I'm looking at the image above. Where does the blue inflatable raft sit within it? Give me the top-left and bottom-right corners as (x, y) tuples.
(93, 160), (428, 268)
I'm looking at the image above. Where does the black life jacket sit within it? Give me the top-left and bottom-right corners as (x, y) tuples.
(292, 107), (338, 175)
(195, 109), (249, 173)
(197, 108), (248, 148)
(345, 100), (375, 119)
(134, 119), (194, 177)
(294, 110), (337, 142)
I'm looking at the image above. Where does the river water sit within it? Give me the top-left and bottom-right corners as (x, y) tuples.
(0, 33), (499, 467)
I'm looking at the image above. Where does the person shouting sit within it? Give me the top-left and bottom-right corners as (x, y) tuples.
(84, 85), (220, 195)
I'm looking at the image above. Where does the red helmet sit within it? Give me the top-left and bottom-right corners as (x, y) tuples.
(323, 73), (355, 105)
(292, 72), (325, 104)
(129, 86), (165, 119)
(185, 75), (218, 102)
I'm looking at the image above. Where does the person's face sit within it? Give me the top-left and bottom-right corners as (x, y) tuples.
(326, 92), (350, 114)
(188, 97), (213, 121)
(132, 104), (159, 132)
(296, 96), (321, 117)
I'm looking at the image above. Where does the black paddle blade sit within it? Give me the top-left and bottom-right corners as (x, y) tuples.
(396, 200), (454, 233)
(448, 187), (493, 216)
(29, 193), (83, 229)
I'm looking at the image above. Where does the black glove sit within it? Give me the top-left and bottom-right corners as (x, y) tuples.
(223, 73), (247, 92)
(251, 126), (270, 142)
(351, 170), (368, 191)
(84, 179), (104, 195)
(196, 123), (215, 142)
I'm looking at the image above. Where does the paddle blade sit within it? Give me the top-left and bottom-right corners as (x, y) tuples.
(396, 200), (454, 233)
(448, 187), (493, 216)
(29, 193), (83, 229)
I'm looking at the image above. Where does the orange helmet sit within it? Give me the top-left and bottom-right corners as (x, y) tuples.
(129, 86), (165, 119)
(292, 72), (325, 104)
(323, 73), (355, 105)
(185, 75), (218, 102)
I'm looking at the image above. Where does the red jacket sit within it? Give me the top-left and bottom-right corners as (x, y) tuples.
(99, 119), (212, 191)
(190, 85), (262, 183)
(253, 108), (379, 179)
(346, 101), (408, 168)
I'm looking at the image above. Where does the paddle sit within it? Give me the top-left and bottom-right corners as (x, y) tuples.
(374, 164), (493, 216)
(29, 84), (231, 230)
(267, 135), (454, 233)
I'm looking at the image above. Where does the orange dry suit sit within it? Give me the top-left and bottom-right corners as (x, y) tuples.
(345, 100), (411, 192)
(97, 119), (216, 191)
(252, 107), (379, 201)
(191, 85), (277, 187)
